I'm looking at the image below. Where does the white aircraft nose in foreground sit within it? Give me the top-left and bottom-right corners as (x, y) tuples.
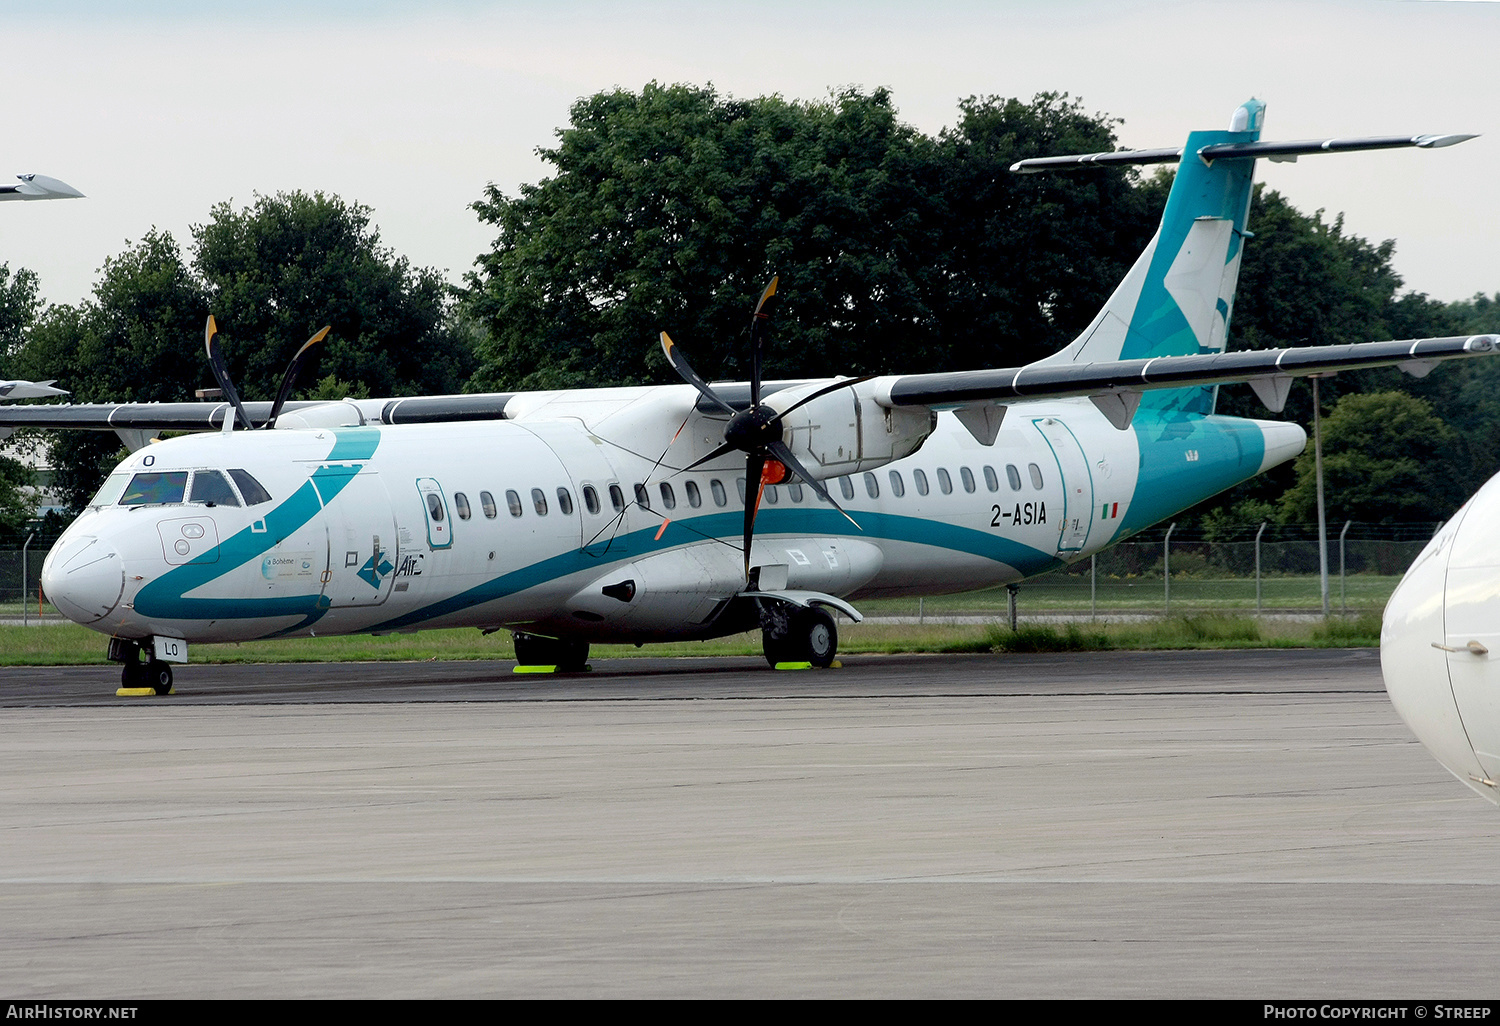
(1383, 475), (1500, 805)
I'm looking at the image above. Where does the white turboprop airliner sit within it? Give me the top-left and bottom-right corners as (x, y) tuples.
(2, 100), (1493, 695)
(1382, 474), (1500, 806)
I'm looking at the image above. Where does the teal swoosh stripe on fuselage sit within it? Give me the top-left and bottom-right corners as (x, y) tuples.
(1119, 414), (1267, 534)
(366, 506), (1061, 633)
(133, 429), (382, 623)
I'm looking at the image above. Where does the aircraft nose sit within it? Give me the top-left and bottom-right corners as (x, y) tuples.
(1380, 514), (1495, 802)
(41, 535), (125, 625)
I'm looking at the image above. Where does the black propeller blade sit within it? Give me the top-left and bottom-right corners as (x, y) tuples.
(266, 326), (331, 428)
(658, 277), (869, 585)
(203, 316), (331, 431)
(204, 316), (254, 432)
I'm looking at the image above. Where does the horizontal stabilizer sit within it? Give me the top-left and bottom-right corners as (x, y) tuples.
(1011, 133), (1476, 173)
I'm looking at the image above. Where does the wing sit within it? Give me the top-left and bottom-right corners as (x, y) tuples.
(0, 393), (517, 436)
(871, 334), (1500, 430)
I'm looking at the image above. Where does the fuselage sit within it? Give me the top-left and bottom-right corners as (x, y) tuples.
(41, 386), (1306, 648)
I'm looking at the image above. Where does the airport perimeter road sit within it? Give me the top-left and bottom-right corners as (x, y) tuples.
(0, 649), (1495, 999)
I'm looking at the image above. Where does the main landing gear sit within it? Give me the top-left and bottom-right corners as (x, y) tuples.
(759, 603), (838, 669)
(108, 637), (173, 695)
(512, 632), (591, 672)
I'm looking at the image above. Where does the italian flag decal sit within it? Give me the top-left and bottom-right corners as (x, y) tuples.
(1101, 502), (1119, 519)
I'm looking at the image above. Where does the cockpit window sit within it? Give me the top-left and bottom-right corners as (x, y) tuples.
(189, 470), (242, 507)
(227, 468), (272, 506)
(89, 473), (131, 507)
(120, 471), (188, 506)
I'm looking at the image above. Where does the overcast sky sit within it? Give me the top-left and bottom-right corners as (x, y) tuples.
(4, 0), (1497, 314)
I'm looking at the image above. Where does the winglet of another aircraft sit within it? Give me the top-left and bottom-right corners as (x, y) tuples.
(0, 380), (69, 400)
(0, 174), (83, 201)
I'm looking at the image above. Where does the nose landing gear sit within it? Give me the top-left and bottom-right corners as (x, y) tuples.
(108, 637), (174, 695)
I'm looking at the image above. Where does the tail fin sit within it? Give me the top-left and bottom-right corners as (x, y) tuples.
(1034, 99), (1267, 416)
(1017, 100), (1476, 418)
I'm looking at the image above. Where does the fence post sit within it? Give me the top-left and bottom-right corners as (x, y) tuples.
(22, 531), (35, 627)
(1007, 584), (1018, 631)
(1164, 522), (1176, 616)
(1090, 553), (1097, 622)
(1339, 520), (1352, 617)
(1255, 521), (1267, 616)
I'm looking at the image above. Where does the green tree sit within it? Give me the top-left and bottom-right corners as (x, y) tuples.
(0, 263), (44, 536)
(0, 263), (41, 370)
(193, 191), (473, 399)
(1277, 391), (1462, 526)
(466, 85), (1152, 390)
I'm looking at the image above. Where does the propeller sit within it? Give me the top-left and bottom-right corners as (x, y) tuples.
(659, 277), (872, 584)
(203, 316), (331, 431)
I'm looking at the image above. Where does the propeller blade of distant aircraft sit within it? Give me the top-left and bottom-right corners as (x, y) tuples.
(266, 326), (331, 429)
(766, 440), (861, 531)
(203, 316), (254, 431)
(660, 332), (735, 415)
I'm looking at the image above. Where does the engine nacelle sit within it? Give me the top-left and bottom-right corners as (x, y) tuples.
(768, 382), (934, 479)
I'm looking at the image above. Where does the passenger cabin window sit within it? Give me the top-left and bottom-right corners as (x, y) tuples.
(1006, 464), (1022, 491)
(189, 470), (241, 507)
(426, 492), (445, 522)
(960, 467), (976, 493)
(557, 487), (574, 516)
(1028, 463), (1044, 489)
(609, 484), (625, 512)
(888, 470), (905, 497)
(914, 469), (929, 496)
(736, 478), (747, 503)
(454, 492), (472, 520)
(532, 488), (549, 515)
(480, 491), (498, 518)
(506, 489), (523, 517)
(937, 468), (953, 495)
(983, 466), (999, 492)
(863, 472), (879, 499)
(840, 476), (855, 501)
(711, 479), (727, 507)
(121, 471), (188, 506)
(686, 481), (702, 508)
(788, 482), (804, 503)
(659, 482), (676, 510)
(634, 483), (651, 510)
(583, 485), (601, 515)
(229, 469), (272, 506)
